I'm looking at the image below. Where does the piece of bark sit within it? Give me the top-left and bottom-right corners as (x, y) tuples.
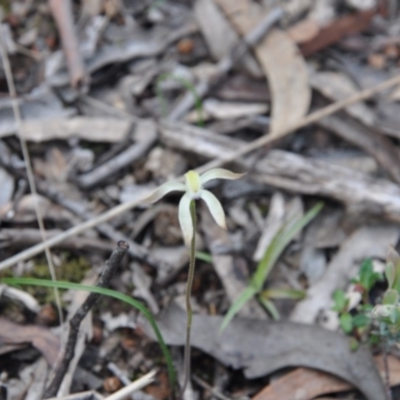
(0, 318), (61, 366)
(20, 117), (131, 143)
(160, 121), (400, 223)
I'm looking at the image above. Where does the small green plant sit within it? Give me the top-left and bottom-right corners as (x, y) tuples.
(145, 168), (244, 394)
(220, 202), (323, 331)
(333, 259), (382, 335)
(333, 251), (400, 400)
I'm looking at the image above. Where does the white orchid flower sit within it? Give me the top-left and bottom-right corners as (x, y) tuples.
(145, 168), (245, 245)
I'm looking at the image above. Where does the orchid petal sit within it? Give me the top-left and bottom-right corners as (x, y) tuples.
(200, 190), (226, 229)
(179, 192), (194, 246)
(200, 168), (246, 185)
(144, 181), (185, 204)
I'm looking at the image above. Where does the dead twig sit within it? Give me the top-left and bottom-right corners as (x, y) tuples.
(107, 362), (152, 400)
(44, 241), (129, 398)
(48, 0), (88, 88)
(104, 369), (157, 400)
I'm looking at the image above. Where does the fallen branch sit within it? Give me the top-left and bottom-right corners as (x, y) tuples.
(44, 241), (129, 398)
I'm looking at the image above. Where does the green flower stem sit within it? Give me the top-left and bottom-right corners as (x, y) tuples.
(182, 200), (196, 394)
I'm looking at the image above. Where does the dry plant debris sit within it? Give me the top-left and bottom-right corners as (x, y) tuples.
(2, 0), (400, 399)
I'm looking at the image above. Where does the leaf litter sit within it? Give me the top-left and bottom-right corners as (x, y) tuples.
(1, 0), (400, 399)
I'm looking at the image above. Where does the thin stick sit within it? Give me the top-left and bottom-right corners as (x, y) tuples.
(192, 375), (232, 400)
(2, 71), (400, 269)
(105, 369), (157, 400)
(181, 200), (197, 396)
(0, 36), (64, 325)
(44, 241), (129, 398)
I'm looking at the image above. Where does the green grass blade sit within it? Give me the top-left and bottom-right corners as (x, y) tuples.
(251, 202), (323, 289)
(2, 277), (176, 389)
(220, 286), (257, 333)
(156, 73), (204, 126)
(221, 202), (323, 331)
(195, 251), (213, 263)
(261, 288), (306, 300)
(258, 296), (280, 320)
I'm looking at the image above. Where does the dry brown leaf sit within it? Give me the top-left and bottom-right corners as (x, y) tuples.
(252, 368), (350, 400)
(252, 355), (400, 400)
(0, 317), (61, 366)
(299, 9), (375, 56)
(287, 18), (320, 44)
(216, 0), (311, 134)
(255, 29), (311, 134)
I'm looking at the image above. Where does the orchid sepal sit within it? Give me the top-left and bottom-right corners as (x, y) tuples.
(144, 181), (185, 204)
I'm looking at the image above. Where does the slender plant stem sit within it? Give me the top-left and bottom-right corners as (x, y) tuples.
(181, 200), (197, 396)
